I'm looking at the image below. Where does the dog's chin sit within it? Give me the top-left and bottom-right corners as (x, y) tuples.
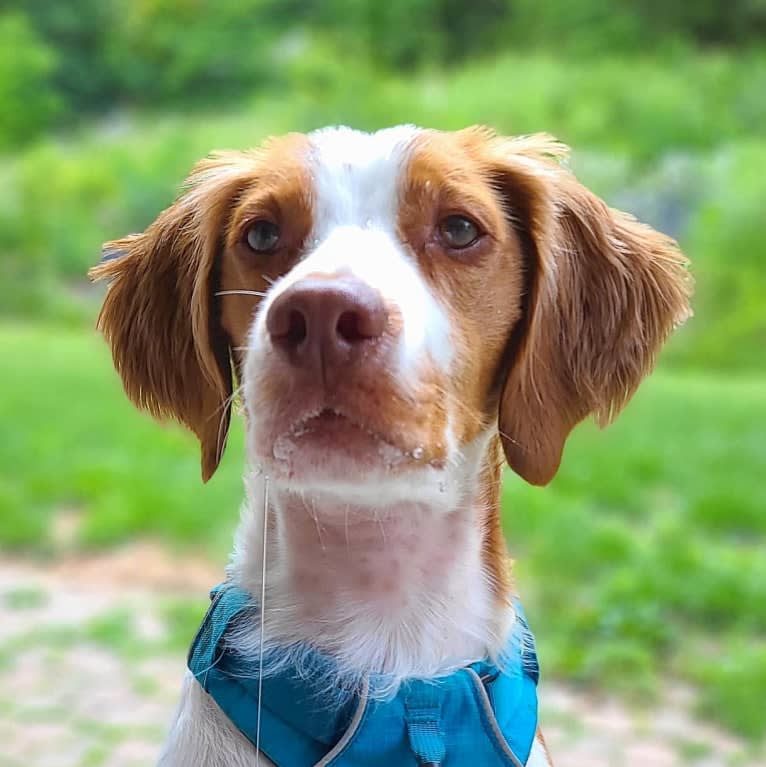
(251, 409), (449, 503)
(265, 409), (411, 477)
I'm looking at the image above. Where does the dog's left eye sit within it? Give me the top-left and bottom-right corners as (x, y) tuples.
(438, 215), (481, 250)
(245, 220), (281, 253)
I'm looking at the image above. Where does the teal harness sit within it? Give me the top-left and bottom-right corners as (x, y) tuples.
(188, 583), (540, 766)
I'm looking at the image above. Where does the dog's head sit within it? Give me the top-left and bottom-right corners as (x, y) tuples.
(91, 126), (691, 501)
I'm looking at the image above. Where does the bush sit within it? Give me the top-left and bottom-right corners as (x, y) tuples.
(102, 0), (281, 105)
(0, 51), (763, 370)
(11, 0), (766, 124)
(679, 143), (766, 371)
(0, 12), (60, 148)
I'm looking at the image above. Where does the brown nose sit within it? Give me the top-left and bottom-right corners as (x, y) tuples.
(266, 277), (387, 381)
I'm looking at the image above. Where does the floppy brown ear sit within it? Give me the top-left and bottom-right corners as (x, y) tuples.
(491, 134), (693, 485)
(89, 153), (258, 481)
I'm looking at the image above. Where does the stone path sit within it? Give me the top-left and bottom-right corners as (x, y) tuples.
(0, 546), (762, 767)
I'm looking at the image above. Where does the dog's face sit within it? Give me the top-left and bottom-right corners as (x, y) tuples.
(92, 126), (691, 500)
(237, 127), (527, 504)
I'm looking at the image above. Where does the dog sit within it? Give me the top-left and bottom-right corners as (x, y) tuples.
(91, 126), (692, 766)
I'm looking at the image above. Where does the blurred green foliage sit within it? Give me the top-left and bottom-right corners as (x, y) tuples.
(2, 2), (765, 371)
(0, 11), (60, 149)
(2, 49), (765, 368)
(502, 372), (766, 738)
(5, 0), (766, 131)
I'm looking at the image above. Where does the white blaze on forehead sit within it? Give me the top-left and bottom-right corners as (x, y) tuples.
(268, 125), (451, 373)
(308, 125), (420, 235)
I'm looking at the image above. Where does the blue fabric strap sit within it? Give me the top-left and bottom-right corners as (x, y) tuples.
(404, 685), (446, 765)
(515, 603), (540, 685)
(188, 583), (540, 767)
(187, 584), (250, 690)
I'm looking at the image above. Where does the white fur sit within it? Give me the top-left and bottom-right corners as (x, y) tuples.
(237, 128), (507, 688)
(227, 428), (511, 694)
(310, 125), (453, 373)
(252, 126), (452, 379)
(159, 671), (265, 767)
(527, 738), (553, 767)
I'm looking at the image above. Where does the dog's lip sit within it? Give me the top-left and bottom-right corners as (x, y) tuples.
(272, 406), (418, 464)
(266, 406), (445, 469)
(289, 407), (387, 442)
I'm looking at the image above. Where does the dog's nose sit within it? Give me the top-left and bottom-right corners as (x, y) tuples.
(266, 277), (387, 379)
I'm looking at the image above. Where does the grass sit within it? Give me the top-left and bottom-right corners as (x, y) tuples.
(1, 322), (764, 740)
(0, 322), (243, 556)
(502, 374), (766, 739)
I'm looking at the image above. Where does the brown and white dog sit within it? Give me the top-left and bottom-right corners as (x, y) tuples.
(91, 126), (692, 766)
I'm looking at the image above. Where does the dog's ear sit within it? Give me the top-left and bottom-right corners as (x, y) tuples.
(89, 153), (258, 481)
(487, 133), (692, 485)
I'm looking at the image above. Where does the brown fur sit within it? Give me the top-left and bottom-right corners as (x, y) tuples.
(90, 136), (312, 481)
(400, 133), (526, 450)
(399, 131), (535, 605)
(481, 131), (693, 485)
(400, 127), (691, 605)
(90, 151), (263, 480)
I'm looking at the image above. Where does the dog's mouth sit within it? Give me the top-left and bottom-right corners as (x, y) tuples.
(270, 407), (407, 465)
(294, 408), (362, 434)
(259, 404), (455, 485)
(293, 408), (383, 440)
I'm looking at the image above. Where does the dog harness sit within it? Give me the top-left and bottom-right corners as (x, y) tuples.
(188, 583), (540, 767)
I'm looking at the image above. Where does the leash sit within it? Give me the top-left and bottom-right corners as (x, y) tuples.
(255, 475), (270, 766)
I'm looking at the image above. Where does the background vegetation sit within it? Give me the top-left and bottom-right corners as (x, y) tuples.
(1, 0), (764, 748)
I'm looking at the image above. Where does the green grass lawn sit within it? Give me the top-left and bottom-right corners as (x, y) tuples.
(1, 322), (764, 740)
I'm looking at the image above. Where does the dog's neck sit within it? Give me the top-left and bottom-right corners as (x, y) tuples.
(229, 440), (513, 688)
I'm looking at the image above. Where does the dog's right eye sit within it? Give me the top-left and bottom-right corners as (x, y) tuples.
(437, 214), (482, 251)
(245, 220), (281, 254)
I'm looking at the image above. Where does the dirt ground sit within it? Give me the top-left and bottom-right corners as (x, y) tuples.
(1, 546), (762, 767)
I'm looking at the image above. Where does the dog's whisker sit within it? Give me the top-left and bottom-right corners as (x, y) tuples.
(433, 383), (530, 453)
(432, 384), (486, 430)
(215, 289), (267, 298)
(215, 408), (228, 465)
(301, 496), (326, 551)
(310, 497), (326, 552)
(344, 504), (350, 553)
(373, 508), (387, 546)
(188, 647), (228, 680)
(203, 383), (244, 463)
(497, 428), (527, 451)
(210, 383), (243, 419)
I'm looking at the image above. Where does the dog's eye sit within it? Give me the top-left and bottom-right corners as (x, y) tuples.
(245, 220), (281, 253)
(438, 215), (481, 250)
